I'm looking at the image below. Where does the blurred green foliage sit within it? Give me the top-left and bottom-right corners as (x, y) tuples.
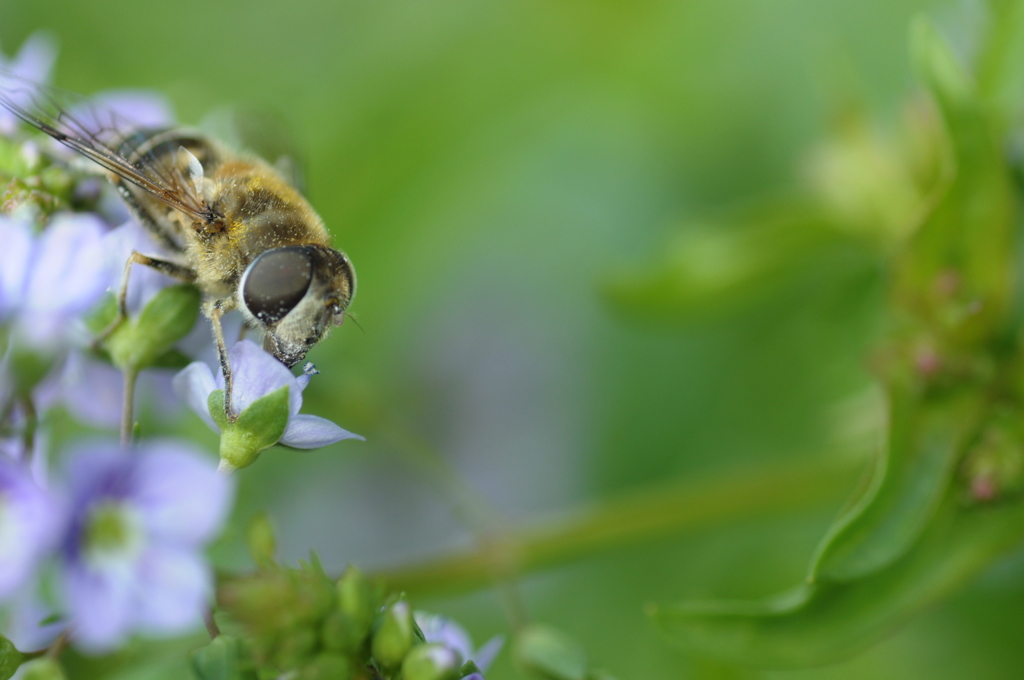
(9, 0), (1024, 678)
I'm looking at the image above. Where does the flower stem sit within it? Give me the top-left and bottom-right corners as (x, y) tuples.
(378, 455), (861, 596)
(120, 366), (139, 448)
(203, 606), (220, 639)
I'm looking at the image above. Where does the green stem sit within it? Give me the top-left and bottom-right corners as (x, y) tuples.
(120, 366), (139, 449)
(378, 456), (861, 596)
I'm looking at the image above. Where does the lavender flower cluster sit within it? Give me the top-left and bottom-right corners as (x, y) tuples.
(0, 35), (361, 660)
(0, 34), (507, 680)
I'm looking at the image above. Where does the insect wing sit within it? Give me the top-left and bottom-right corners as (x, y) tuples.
(0, 70), (212, 222)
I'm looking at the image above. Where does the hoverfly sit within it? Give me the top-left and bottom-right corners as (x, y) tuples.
(0, 72), (355, 420)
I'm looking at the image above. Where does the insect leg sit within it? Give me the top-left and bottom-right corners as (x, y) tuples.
(93, 251), (197, 346)
(206, 300), (238, 423)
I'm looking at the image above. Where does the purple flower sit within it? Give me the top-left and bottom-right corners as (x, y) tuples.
(58, 440), (232, 652)
(54, 350), (182, 430)
(0, 456), (61, 600)
(173, 339), (363, 449)
(0, 214), (109, 351)
(0, 33), (57, 134)
(103, 219), (179, 315)
(0, 592), (62, 653)
(415, 612), (504, 673)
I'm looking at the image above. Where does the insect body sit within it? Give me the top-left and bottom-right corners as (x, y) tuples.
(0, 74), (355, 419)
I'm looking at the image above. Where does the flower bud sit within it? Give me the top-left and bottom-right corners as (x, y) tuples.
(245, 511), (277, 569)
(336, 565), (378, 642)
(299, 653), (354, 680)
(272, 625), (318, 671)
(514, 624), (587, 680)
(321, 611), (359, 654)
(15, 658), (65, 680)
(105, 284), (200, 372)
(371, 601), (414, 670)
(402, 643), (461, 680)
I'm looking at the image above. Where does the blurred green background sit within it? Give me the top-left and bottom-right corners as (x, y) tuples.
(7, 0), (1021, 678)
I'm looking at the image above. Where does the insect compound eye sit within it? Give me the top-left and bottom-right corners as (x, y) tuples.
(241, 246), (315, 325)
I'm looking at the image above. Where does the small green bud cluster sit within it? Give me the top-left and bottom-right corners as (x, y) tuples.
(212, 557), (486, 680)
(0, 135), (77, 216)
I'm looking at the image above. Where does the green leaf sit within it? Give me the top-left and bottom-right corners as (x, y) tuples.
(0, 636), (23, 680)
(650, 486), (1024, 668)
(514, 624), (588, 680)
(217, 386), (290, 471)
(810, 386), (985, 581)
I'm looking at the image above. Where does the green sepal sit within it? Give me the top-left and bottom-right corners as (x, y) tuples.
(84, 293), (118, 335)
(210, 386), (290, 471)
(514, 624), (587, 680)
(0, 636), (23, 680)
(105, 284), (201, 371)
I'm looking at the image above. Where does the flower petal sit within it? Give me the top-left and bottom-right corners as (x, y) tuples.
(59, 351), (124, 429)
(133, 545), (210, 635)
(103, 220), (178, 314)
(172, 361), (218, 432)
(0, 458), (60, 598)
(0, 216), (35, 317)
(130, 441), (232, 545)
(62, 563), (135, 653)
(221, 340), (300, 416)
(280, 414), (364, 449)
(5, 32), (56, 85)
(25, 214), (108, 314)
(473, 635), (505, 671)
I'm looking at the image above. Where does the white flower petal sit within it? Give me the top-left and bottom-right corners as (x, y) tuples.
(280, 414), (364, 449)
(172, 362), (218, 432)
